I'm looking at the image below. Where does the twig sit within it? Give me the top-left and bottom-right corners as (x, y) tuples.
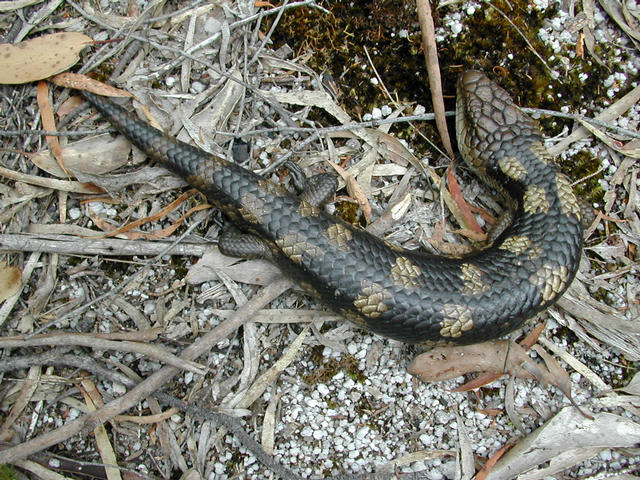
(0, 349), (136, 388)
(0, 334), (207, 375)
(248, 0), (290, 66)
(157, 392), (303, 480)
(0, 166), (100, 194)
(547, 82), (640, 155)
(0, 233), (210, 256)
(65, 0), (304, 129)
(416, 0), (454, 159)
(362, 45), (450, 159)
(0, 128), (113, 137)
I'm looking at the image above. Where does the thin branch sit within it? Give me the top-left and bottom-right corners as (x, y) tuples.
(416, 0), (455, 159)
(0, 233), (210, 257)
(0, 334), (207, 375)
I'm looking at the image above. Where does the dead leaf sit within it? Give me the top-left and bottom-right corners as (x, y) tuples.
(447, 165), (483, 234)
(0, 33), (92, 84)
(0, 261), (22, 302)
(409, 338), (586, 416)
(51, 72), (132, 98)
(37, 81), (67, 176)
(0, 1), (42, 13)
(30, 134), (132, 178)
(186, 248), (282, 286)
(457, 323), (546, 390)
(620, 371), (640, 395)
(409, 340), (552, 387)
(476, 441), (512, 480)
(486, 407), (640, 479)
(578, 118), (640, 158)
(88, 190), (209, 240)
(327, 159), (372, 223)
(367, 129), (416, 167)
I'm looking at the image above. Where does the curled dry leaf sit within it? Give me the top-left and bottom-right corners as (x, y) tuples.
(0, 33), (92, 85)
(409, 340), (533, 383)
(186, 248), (282, 286)
(0, 261), (22, 302)
(408, 340), (575, 402)
(327, 159), (372, 223)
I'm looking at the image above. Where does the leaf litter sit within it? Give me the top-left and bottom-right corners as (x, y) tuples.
(0, 0), (639, 479)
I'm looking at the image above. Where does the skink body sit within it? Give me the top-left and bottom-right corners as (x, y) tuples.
(81, 71), (583, 345)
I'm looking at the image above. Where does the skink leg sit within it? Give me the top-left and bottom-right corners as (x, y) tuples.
(219, 226), (272, 260)
(283, 161), (338, 207)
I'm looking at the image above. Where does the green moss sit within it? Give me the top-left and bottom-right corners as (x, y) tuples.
(302, 345), (365, 385)
(334, 200), (363, 227)
(0, 465), (17, 480)
(557, 150), (603, 206)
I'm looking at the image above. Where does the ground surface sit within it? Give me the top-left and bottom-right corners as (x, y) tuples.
(0, 0), (639, 479)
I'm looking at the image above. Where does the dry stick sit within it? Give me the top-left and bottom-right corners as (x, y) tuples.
(0, 350), (136, 388)
(0, 233), (209, 257)
(0, 276), (293, 464)
(157, 393), (305, 480)
(247, 0), (290, 66)
(3, 106), (639, 141)
(416, 0), (455, 160)
(0, 166), (98, 194)
(0, 335), (207, 375)
(66, 0), (304, 130)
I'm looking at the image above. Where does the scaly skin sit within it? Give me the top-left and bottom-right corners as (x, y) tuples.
(81, 70), (582, 345)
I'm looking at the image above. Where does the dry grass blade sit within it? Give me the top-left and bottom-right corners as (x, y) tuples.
(416, 0), (454, 159)
(37, 81), (67, 177)
(378, 450), (455, 473)
(91, 189), (210, 240)
(78, 378), (122, 480)
(235, 326), (309, 410)
(446, 166), (484, 235)
(598, 0), (640, 44)
(0, 0), (42, 12)
(578, 118), (640, 158)
(0, 366), (40, 441)
(327, 159), (372, 223)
